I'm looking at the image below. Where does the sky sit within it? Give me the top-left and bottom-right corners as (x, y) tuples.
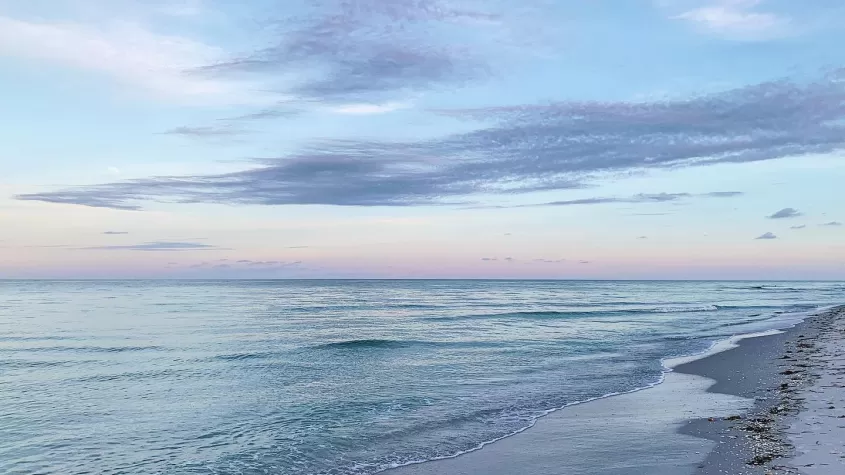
(1, 0), (844, 280)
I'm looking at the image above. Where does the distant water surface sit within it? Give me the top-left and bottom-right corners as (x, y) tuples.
(0, 280), (841, 474)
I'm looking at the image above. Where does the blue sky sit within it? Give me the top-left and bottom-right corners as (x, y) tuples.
(1, 0), (844, 279)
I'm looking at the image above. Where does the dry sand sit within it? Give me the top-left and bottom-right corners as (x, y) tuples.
(785, 307), (845, 474)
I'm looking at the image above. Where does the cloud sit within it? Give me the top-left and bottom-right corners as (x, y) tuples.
(197, 0), (539, 104)
(534, 258), (565, 264)
(0, 16), (246, 101)
(190, 259), (303, 271)
(637, 236), (648, 239)
(523, 191), (741, 207)
(767, 207), (801, 219)
(82, 241), (223, 251)
(328, 102), (409, 115)
(701, 191), (744, 197)
(755, 232), (777, 240)
(161, 126), (248, 137)
(789, 224), (806, 229)
(821, 221), (843, 226)
(504, 257), (515, 262)
(670, 0), (789, 40)
(481, 257), (497, 261)
(102, 231), (129, 235)
(219, 108), (302, 121)
(17, 70), (845, 209)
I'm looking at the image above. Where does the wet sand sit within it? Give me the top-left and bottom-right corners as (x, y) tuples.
(676, 306), (844, 474)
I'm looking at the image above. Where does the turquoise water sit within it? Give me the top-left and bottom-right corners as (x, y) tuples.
(0, 280), (841, 474)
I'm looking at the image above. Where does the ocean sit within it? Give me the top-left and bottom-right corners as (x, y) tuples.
(1, 280), (842, 474)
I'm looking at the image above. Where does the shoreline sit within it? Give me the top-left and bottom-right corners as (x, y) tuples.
(673, 309), (827, 473)
(387, 305), (844, 475)
(674, 305), (845, 474)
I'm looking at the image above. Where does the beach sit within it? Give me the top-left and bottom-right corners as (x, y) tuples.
(389, 306), (845, 475)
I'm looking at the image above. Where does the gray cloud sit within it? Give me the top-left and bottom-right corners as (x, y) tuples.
(534, 258), (565, 264)
(523, 191), (741, 207)
(102, 231), (129, 235)
(767, 207), (802, 219)
(701, 191), (744, 198)
(790, 224), (806, 229)
(161, 126), (248, 137)
(755, 232), (777, 240)
(16, 71), (845, 209)
(190, 259), (302, 270)
(481, 257), (497, 261)
(83, 241), (224, 251)
(219, 108), (302, 121)
(821, 221), (843, 226)
(198, 0), (529, 103)
(637, 236), (648, 239)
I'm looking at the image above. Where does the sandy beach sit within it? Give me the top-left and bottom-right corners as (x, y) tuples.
(388, 306), (845, 475)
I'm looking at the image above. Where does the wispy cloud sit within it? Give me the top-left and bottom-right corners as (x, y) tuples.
(17, 70), (845, 209)
(83, 241), (224, 251)
(755, 232), (777, 240)
(522, 191), (742, 207)
(328, 102), (409, 115)
(102, 231), (129, 235)
(820, 221), (842, 226)
(197, 0), (540, 106)
(767, 207), (801, 219)
(161, 126), (249, 138)
(701, 191), (744, 197)
(0, 16), (248, 101)
(789, 224), (806, 229)
(670, 0), (790, 40)
(219, 108), (302, 121)
(189, 260), (304, 271)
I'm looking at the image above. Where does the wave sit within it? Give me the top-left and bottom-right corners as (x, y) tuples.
(374, 370), (671, 474)
(650, 305), (718, 313)
(428, 305), (721, 322)
(3, 345), (164, 353)
(214, 351), (279, 361)
(313, 339), (430, 350)
(737, 285), (818, 292)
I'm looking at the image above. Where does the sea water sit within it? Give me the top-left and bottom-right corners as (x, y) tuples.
(0, 280), (841, 474)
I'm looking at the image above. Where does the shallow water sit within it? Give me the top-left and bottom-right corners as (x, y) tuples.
(0, 280), (841, 474)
